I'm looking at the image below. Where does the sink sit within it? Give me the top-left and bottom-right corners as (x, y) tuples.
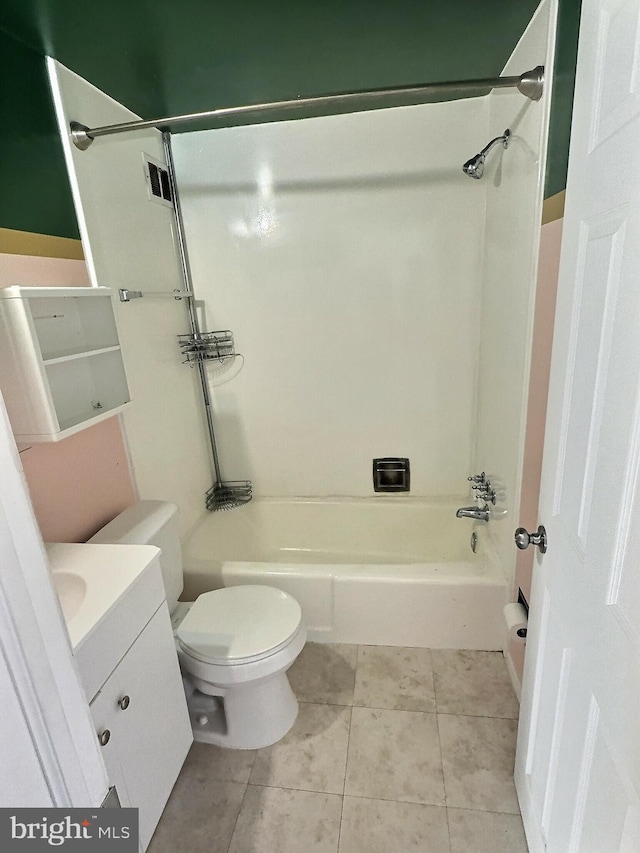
(47, 542), (162, 650)
(47, 542), (166, 701)
(51, 571), (86, 621)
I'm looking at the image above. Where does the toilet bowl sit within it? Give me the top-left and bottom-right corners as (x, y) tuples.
(89, 501), (306, 749)
(174, 586), (306, 749)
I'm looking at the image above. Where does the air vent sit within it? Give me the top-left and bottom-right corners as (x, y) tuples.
(142, 154), (173, 207)
(160, 168), (172, 202)
(148, 161), (162, 197)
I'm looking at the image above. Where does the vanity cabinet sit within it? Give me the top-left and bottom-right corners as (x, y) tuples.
(0, 286), (130, 441)
(90, 603), (192, 851)
(47, 540), (192, 851)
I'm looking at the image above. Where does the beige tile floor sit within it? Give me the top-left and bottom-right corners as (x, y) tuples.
(149, 645), (528, 853)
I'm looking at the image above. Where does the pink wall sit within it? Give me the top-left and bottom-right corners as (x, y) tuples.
(0, 252), (136, 542)
(0, 254), (92, 287)
(510, 215), (564, 680)
(19, 417), (136, 542)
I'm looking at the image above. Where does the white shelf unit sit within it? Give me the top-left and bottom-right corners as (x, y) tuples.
(0, 286), (131, 442)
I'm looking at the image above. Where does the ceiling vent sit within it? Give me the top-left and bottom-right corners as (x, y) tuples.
(142, 154), (173, 207)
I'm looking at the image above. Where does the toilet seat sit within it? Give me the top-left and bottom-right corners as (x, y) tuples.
(176, 585), (302, 666)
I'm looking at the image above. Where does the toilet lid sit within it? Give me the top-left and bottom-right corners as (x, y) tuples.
(176, 585), (303, 665)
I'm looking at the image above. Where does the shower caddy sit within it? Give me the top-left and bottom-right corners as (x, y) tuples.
(165, 133), (251, 511)
(115, 139), (251, 510)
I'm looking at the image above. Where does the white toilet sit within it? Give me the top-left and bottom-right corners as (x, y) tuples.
(89, 500), (306, 749)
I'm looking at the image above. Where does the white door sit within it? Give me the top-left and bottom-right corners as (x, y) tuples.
(516, 1), (640, 851)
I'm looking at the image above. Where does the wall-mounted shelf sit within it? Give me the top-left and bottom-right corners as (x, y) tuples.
(42, 344), (122, 365)
(0, 286), (131, 442)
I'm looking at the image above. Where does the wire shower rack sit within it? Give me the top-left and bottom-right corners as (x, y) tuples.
(178, 330), (238, 365)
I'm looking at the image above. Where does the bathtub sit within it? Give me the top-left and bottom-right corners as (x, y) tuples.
(181, 498), (507, 650)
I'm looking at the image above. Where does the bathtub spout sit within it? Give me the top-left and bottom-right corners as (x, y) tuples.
(456, 505), (490, 522)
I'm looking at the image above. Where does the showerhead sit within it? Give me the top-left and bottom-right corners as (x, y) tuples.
(462, 153), (485, 179)
(462, 129), (511, 180)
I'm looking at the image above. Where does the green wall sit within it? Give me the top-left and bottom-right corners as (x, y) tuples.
(546, 0), (581, 198)
(1, 1), (580, 239)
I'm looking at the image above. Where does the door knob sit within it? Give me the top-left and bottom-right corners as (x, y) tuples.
(514, 525), (547, 553)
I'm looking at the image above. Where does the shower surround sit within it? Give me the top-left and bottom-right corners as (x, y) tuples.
(172, 98), (487, 500)
(172, 99), (501, 650)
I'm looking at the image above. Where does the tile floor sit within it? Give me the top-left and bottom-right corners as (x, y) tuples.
(148, 645), (528, 853)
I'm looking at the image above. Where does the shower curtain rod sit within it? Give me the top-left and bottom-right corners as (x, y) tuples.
(70, 66), (544, 150)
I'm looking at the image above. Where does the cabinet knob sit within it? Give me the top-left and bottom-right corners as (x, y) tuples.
(118, 695), (131, 711)
(98, 729), (111, 746)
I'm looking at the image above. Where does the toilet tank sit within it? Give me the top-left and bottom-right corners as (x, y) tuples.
(88, 501), (183, 611)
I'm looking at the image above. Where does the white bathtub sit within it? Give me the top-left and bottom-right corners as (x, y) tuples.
(182, 498), (507, 649)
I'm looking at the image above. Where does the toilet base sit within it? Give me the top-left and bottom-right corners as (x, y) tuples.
(184, 672), (299, 750)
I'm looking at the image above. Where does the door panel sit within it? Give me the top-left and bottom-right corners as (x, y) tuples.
(516, 1), (640, 851)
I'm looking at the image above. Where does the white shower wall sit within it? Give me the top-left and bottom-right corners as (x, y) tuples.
(173, 99), (488, 497)
(475, 0), (556, 585)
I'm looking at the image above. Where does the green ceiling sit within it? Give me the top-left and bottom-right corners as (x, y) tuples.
(2, 1), (544, 118)
(0, 0), (581, 238)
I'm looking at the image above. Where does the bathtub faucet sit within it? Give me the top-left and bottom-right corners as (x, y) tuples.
(456, 505), (490, 522)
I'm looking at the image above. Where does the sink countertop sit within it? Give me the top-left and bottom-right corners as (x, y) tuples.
(47, 542), (161, 651)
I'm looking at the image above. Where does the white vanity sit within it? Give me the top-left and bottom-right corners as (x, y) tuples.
(47, 542), (192, 850)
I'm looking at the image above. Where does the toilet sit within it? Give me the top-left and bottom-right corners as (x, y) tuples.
(89, 500), (306, 750)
